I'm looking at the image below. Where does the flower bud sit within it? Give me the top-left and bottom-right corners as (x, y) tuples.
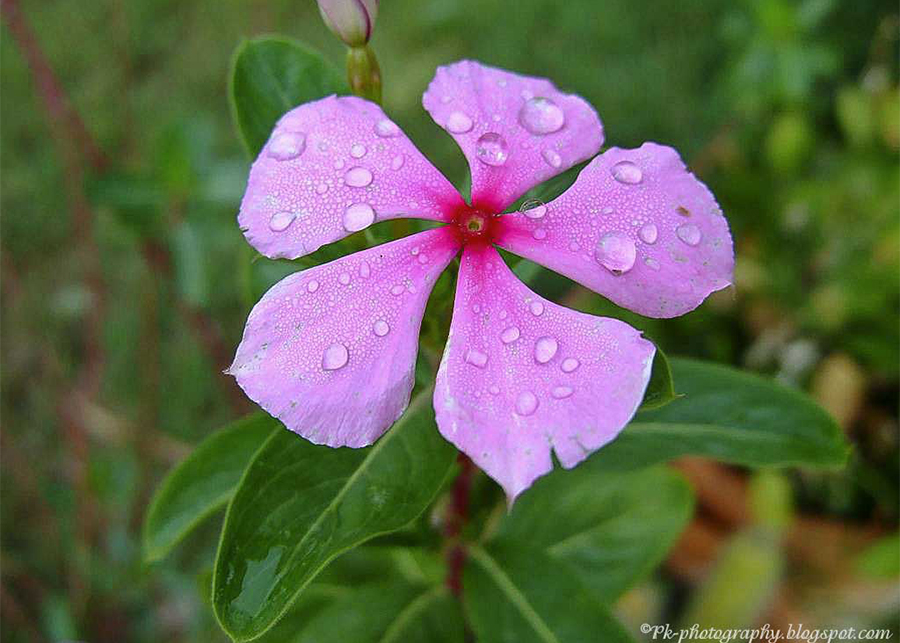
(317, 0), (378, 48)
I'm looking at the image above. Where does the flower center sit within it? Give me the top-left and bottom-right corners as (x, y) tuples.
(452, 205), (502, 245)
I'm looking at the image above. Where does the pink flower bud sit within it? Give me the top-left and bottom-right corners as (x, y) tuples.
(317, 0), (378, 47)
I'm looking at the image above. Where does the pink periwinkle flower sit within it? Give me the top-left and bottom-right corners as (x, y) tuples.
(229, 61), (734, 501)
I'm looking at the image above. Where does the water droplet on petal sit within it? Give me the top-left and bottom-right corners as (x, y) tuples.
(465, 349), (489, 368)
(541, 148), (562, 168)
(501, 326), (521, 344)
(390, 284), (405, 295)
(306, 280), (320, 293)
(530, 301), (544, 316)
(518, 97), (565, 134)
(359, 262), (371, 278)
(316, 182), (329, 194)
(373, 320), (390, 336)
(268, 211), (296, 232)
(525, 205), (547, 219)
(676, 224), (702, 246)
(644, 257), (661, 271)
(268, 131), (306, 160)
(322, 343), (349, 370)
(561, 357), (580, 373)
(350, 143), (367, 158)
(639, 223), (658, 244)
(515, 391), (539, 416)
(532, 228), (547, 240)
(489, 385), (500, 395)
(374, 119), (400, 137)
(334, 159), (345, 170)
(338, 272), (351, 285)
(534, 337), (559, 363)
(475, 132), (509, 166)
(417, 254), (428, 264)
(344, 167), (373, 188)
(611, 160), (643, 184)
(446, 111), (473, 134)
(391, 154), (405, 170)
(552, 386), (573, 399)
(342, 203), (375, 232)
(594, 231), (637, 275)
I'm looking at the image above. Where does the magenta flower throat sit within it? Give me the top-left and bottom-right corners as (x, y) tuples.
(228, 60), (734, 501)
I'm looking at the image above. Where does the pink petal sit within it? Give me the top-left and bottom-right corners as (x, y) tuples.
(230, 227), (460, 447)
(422, 60), (603, 212)
(495, 143), (734, 318)
(239, 95), (463, 260)
(433, 245), (655, 502)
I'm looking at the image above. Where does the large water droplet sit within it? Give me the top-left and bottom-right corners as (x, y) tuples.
(611, 160), (643, 184)
(542, 148), (562, 168)
(350, 143), (367, 158)
(390, 284), (405, 295)
(322, 343), (349, 370)
(639, 223), (658, 244)
(515, 391), (539, 416)
(475, 132), (509, 166)
(306, 280), (320, 293)
(345, 167), (373, 188)
(501, 326), (521, 344)
(518, 97), (565, 135)
(316, 182), (329, 195)
(374, 119), (400, 137)
(446, 111), (473, 134)
(489, 385), (500, 395)
(338, 272), (351, 285)
(525, 204), (547, 219)
(561, 357), (580, 373)
(465, 349), (489, 368)
(534, 336), (559, 364)
(342, 203), (375, 232)
(594, 231), (637, 275)
(373, 320), (390, 336)
(551, 386), (573, 399)
(359, 262), (371, 278)
(532, 228), (547, 240)
(268, 131), (306, 160)
(529, 301), (544, 316)
(268, 211), (296, 232)
(391, 154), (405, 171)
(644, 257), (661, 271)
(676, 224), (702, 246)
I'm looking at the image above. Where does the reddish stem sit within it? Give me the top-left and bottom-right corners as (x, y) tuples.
(444, 453), (475, 597)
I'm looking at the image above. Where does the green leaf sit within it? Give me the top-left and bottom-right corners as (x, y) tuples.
(142, 414), (277, 562)
(230, 37), (347, 157)
(585, 358), (849, 473)
(638, 345), (679, 411)
(293, 583), (463, 643)
(496, 466), (694, 602)
(213, 390), (456, 641)
(464, 545), (634, 643)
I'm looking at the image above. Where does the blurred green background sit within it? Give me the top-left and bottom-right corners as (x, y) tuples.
(1, 0), (898, 640)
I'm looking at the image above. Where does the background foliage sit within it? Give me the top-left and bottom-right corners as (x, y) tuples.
(1, 0), (898, 641)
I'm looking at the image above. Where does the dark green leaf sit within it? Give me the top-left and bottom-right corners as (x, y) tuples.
(464, 545), (634, 643)
(142, 414), (277, 562)
(638, 345), (679, 411)
(587, 358), (849, 474)
(294, 582), (463, 643)
(213, 390), (456, 641)
(230, 37), (347, 157)
(496, 467), (694, 602)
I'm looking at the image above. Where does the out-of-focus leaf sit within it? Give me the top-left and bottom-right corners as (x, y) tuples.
(855, 532), (900, 579)
(292, 582), (463, 643)
(212, 390), (456, 641)
(638, 346), (679, 411)
(143, 414), (277, 562)
(86, 172), (166, 235)
(230, 37), (347, 157)
(464, 545), (634, 643)
(495, 467), (693, 603)
(585, 358), (849, 473)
